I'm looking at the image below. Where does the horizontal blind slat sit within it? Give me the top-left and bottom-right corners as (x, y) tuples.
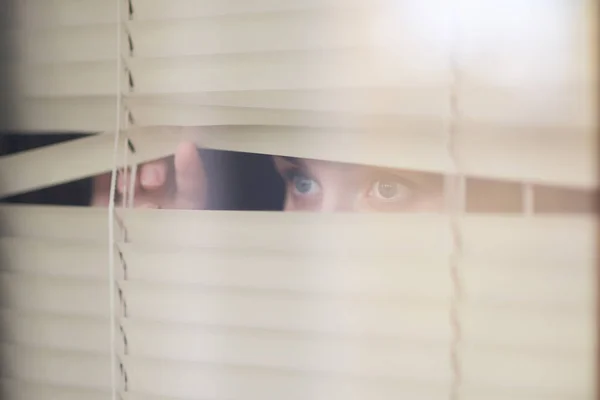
(0, 133), (117, 199)
(0, 379), (109, 400)
(0, 345), (110, 390)
(16, 25), (120, 63)
(17, 61), (122, 97)
(123, 320), (452, 381)
(127, 52), (450, 94)
(122, 355), (591, 399)
(127, 9), (448, 58)
(0, 238), (108, 278)
(0, 274), (108, 317)
(121, 209), (596, 255)
(131, 0), (398, 21)
(0, 309), (592, 367)
(0, 206), (595, 255)
(0, 206), (106, 241)
(17, 0), (117, 28)
(0, 273), (591, 343)
(13, 97), (117, 132)
(0, 310), (109, 354)
(9, 84), (595, 132)
(121, 318), (592, 366)
(1, 237), (593, 305)
(1, 346), (590, 399)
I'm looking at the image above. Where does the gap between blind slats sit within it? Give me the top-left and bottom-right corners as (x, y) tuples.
(0, 345), (593, 398)
(0, 126), (596, 198)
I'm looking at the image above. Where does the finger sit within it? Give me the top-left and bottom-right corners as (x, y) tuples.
(173, 141), (206, 209)
(139, 159), (168, 191)
(130, 188), (172, 209)
(117, 168), (141, 194)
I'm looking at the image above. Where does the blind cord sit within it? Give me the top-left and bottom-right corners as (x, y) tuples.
(108, 0), (125, 398)
(446, 4), (464, 400)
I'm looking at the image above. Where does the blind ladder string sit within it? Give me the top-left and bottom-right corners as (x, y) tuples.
(125, 0), (138, 209)
(108, 0), (125, 398)
(446, 3), (465, 400)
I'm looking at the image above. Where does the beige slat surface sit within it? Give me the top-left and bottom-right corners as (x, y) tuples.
(0, 379), (109, 400)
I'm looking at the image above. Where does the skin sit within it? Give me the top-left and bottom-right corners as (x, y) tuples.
(91, 141), (444, 212)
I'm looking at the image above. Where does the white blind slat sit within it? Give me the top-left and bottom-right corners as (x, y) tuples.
(2, 236), (593, 307)
(0, 205), (106, 241)
(127, 51), (449, 94)
(18, 61), (122, 97)
(0, 274), (108, 317)
(0, 206), (595, 256)
(0, 133), (116, 199)
(122, 355), (591, 399)
(17, 25), (120, 63)
(14, 97), (117, 132)
(0, 271), (590, 344)
(1, 379), (109, 400)
(0, 310), (109, 354)
(12, 84), (594, 133)
(0, 345), (110, 390)
(17, 0), (116, 28)
(124, 88), (449, 115)
(123, 319), (450, 380)
(127, 9), (448, 58)
(121, 209), (595, 255)
(131, 0), (396, 21)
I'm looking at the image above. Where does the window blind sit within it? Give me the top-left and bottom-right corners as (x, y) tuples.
(0, 1), (598, 400)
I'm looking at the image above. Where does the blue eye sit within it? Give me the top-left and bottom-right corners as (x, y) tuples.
(292, 175), (320, 195)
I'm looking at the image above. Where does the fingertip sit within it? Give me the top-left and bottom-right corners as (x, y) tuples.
(140, 160), (167, 189)
(174, 141), (201, 173)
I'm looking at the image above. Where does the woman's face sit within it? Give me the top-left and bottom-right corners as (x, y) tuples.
(273, 156), (444, 212)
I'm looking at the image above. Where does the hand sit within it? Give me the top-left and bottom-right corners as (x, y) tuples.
(90, 141), (206, 210)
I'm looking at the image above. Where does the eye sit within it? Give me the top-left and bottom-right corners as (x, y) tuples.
(369, 179), (412, 202)
(291, 174), (321, 196)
